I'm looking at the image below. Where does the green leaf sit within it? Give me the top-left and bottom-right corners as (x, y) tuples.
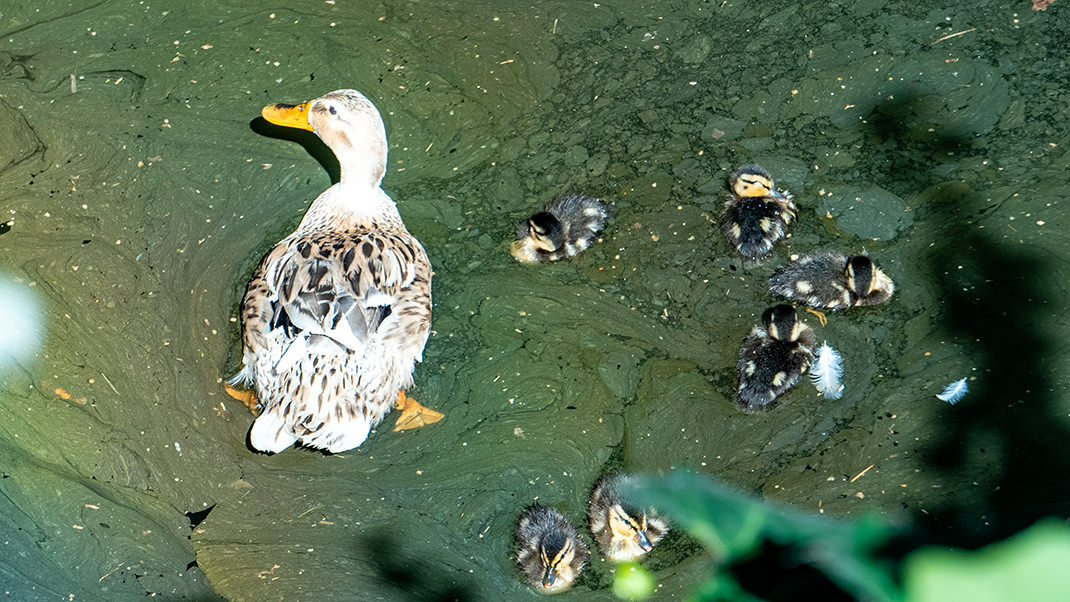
(905, 519), (1070, 602)
(620, 470), (903, 602)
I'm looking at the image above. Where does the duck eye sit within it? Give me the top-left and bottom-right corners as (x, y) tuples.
(328, 105), (337, 115)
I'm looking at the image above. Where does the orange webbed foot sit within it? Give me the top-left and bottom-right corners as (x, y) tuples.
(224, 383), (260, 414)
(393, 391), (443, 431)
(805, 307), (828, 327)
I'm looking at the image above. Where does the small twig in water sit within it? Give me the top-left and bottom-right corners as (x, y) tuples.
(100, 372), (119, 395)
(931, 28), (976, 45)
(99, 561), (124, 582)
(850, 464), (875, 483)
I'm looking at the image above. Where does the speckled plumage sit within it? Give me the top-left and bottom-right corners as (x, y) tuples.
(515, 505), (589, 594)
(719, 164), (796, 259)
(736, 305), (816, 412)
(511, 194), (610, 263)
(229, 89), (432, 454)
(587, 473), (669, 562)
(768, 252), (894, 310)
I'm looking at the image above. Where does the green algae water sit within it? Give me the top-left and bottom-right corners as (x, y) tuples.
(2, 1), (1069, 600)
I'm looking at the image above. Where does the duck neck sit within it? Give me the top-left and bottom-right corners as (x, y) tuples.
(337, 146), (387, 191)
(297, 182), (401, 233)
(296, 120), (403, 231)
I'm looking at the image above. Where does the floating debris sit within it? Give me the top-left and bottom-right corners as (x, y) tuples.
(811, 341), (845, 399)
(936, 378), (969, 404)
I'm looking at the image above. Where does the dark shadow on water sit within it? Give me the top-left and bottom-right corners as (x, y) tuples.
(250, 117), (340, 184)
(361, 530), (483, 602)
(731, 539), (854, 602)
(861, 97), (1070, 548)
(861, 93), (974, 185)
(922, 229), (1069, 547)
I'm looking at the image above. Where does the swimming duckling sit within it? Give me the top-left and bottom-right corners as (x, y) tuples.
(768, 252), (894, 312)
(587, 473), (670, 562)
(515, 504), (589, 594)
(511, 194), (610, 263)
(719, 164), (796, 259)
(736, 304), (816, 412)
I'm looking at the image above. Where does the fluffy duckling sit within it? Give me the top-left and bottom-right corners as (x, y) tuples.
(719, 164), (796, 259)
(226, 89), (441, 454)
(768, 252), (894, 311)
(587, 473), (670, 562)
(511, 194), (610, 263)
(736, 304), (816, 412)
(515, 504), (589, 594)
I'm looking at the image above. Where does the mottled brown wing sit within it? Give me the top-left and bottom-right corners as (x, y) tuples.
(266, 229), (424, 353)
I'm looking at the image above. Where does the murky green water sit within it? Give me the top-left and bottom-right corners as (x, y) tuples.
(2, 1), (1069, 600)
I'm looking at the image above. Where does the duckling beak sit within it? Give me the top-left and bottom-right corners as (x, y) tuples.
(542, 567), (557, 588)
(531, 233), (559, 253)
(768, 187), (788, 203)
(509, 239), (526, 258)
(262, 101), (315, 131)
(635, 530), (653, 551)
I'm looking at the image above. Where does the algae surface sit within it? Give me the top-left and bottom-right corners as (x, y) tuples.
(1, 1), (1069, 600)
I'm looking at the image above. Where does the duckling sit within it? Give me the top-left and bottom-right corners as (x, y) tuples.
(736, 304), (816, 412)
(515, 504), (589, 594)
(587, 473), (670, 562)
(510, 194), (610, 263)
(719, 164), (796, 259)
(768, 252), (894, 312)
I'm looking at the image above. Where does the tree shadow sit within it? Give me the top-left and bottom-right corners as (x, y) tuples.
(360, 529), (484, 602)
(250, 117), (340, 184)
(731, 539), (855, 602)
(921, 225), (1068, 546)
(860, 95), (1070, 547)
(859, 92), (974, 186)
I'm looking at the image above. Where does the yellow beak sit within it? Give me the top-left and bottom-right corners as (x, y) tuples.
(261, 101), (314, 131)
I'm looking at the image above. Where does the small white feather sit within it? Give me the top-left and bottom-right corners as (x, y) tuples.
(810, 341), (845, 399)
(936, 377), (969, 404)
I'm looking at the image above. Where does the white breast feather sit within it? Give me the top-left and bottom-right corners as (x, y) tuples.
(810, 341), (845, 399)
(936, 377), (969, 404)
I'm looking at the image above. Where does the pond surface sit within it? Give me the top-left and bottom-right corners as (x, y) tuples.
(2, 1), (1069, 600)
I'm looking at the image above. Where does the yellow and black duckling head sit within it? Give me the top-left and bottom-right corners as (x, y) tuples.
(720, 164), (796, 259)
(511, 194), (610, 263)
(844, 255), (895, 306)
(587, 473), (670, 563)
(729, 164), (788, 200)
(768, 252), (894, 311)
(736, 304), (816, 412)
(515, 504), (589, 594)
(520, 211), (565, 254)
(764, 303), (809, 343)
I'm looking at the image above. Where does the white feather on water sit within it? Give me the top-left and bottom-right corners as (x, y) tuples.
(810, 341), (845, 399)
(936, 378), (969, 404)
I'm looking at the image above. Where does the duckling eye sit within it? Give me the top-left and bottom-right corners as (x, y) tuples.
(328, 105), (337, 115)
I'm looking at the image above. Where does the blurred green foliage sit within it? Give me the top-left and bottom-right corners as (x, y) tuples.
(904, 517), (1070, 602)
(611, 562), (657, 601)
(615, 471), (1070, 602)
